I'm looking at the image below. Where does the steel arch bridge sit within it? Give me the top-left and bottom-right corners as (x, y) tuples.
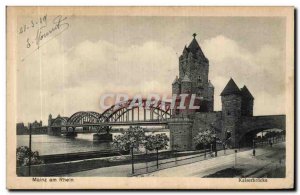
(51, 99), (172, 132)
(67, 111), (103, 125)
(99, 98), (171, 123)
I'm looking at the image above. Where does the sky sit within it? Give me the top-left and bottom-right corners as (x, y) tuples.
(16, 16), (286, 123)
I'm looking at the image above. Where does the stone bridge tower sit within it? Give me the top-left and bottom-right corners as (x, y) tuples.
(169, 34), (285, 151)
(169, 34), (215, 151)
(172, 33), (214, 115)
(221, 79), (255, 147)
(221, 78), (242, 148)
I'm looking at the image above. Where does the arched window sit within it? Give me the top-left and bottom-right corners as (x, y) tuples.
(198, 76), (202, 82)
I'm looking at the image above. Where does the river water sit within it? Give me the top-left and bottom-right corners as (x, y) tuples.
(17, 132), (170, 155)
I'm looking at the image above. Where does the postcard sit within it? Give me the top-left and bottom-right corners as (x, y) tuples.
(6, 6), (294, 189)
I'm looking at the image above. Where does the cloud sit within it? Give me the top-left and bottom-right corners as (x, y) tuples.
(17, 38), (177, 122)
(202, 35), (285, 115)
(17, 34), (286, 123)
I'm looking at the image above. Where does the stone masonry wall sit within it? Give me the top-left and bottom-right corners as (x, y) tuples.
(191, 112), (222, 149)
(168, 119), (193, 151)
(221, 94), (242, 148)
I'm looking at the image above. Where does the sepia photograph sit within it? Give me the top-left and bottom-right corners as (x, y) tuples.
(6, 6), (294, 189)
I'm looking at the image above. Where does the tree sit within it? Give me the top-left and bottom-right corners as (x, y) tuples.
(193, 128), (216, 158)
(16, 146), (43, 167)
(144, 133), (169, 169)
(113, 126), (146, 174)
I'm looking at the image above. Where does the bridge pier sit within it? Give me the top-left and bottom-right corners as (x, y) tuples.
(62, 127), (77, 138)
(93, 133), (113, 142)
(168, 118), (193, 151)
(63, 132), (78, 138)
(47, 126), (62, 136)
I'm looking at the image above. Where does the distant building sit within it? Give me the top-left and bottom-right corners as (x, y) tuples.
(16, 122), (28, 135)
(47, 114), (69, 135)
(16, 120), (47, 135)
(28, 120), (43, 128)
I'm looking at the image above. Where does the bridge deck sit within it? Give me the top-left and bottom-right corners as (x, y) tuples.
(52, 120), (168, 128)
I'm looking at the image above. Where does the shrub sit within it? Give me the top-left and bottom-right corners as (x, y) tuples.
(16, 146), (43, 167)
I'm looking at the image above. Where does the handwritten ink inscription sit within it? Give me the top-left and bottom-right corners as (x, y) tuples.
(19, 15), (70, 61)
(18, 15), (48, 35)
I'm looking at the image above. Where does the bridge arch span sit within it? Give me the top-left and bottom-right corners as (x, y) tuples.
(64, 99), (172, 127)
(99, 99), (172, 122)
(238, 115), (286, 147)
(67, 111), (102, 125)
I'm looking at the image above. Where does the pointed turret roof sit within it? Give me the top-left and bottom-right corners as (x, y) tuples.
(172, 76), (179, 85)
(188, 38), (201, 53)
(241, 86), (254, 99)
(185, 33), (208, 62)
(220, 78), (241, 96)
(182, 74), (191, 82)
(182, 45), (188, 53)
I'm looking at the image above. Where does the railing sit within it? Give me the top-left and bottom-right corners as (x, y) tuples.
(131, 141), (286, 177)
(132, 147), (249, 176)
(52, 119), (169, 128)
(166, 117), (191, 122)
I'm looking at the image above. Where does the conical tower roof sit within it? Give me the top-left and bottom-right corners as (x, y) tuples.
(188, 37), (201, 53)
(182, 45), (188, 53)
(241, 85), (254, 99)
(184, 33), (206, 61)
(172, 76), (179, 85)
(220, 78), (241, 96)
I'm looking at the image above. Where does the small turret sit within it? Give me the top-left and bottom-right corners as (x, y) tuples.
(172, 76), (180, 95)
(172, 76), (179, 84)
(220, 78), (241, 96)
(221, 78), (242, 148)
(241, 85), (254, 116)
(221, 78), (242, 117)
(48, 114), (52, 126)
(181, 74), (192, 94)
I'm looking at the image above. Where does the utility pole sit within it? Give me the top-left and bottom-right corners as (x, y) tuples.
(234, 149), (237, 167)
(214, 137), (217, 157)
(252, 139), (256, 156)
(28, 124), (32, 176)
(131, 146), (134, 175)
(156, 148), (159, 169)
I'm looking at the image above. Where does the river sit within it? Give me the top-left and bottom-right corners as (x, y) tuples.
(17, 132), (170, 155)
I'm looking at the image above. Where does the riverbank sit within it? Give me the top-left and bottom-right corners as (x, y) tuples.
(40, 150), (125, 163)
(17, 149), (203, 176)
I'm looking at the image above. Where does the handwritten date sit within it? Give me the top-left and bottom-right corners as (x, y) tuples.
(19, 15), (47, 34)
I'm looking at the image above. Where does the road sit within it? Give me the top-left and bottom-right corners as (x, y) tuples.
(61, 142), (285, 177)
(141, 142), (285, 177)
